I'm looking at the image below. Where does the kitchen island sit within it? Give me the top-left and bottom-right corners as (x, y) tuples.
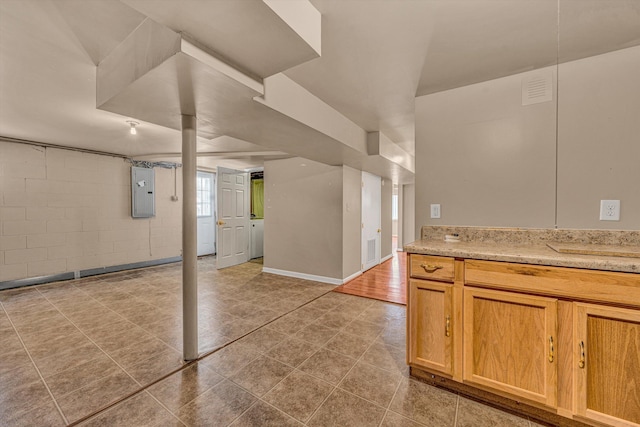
(405, 226), (640, 427)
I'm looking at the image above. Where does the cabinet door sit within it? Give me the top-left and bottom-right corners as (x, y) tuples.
(408, 279), (454, 376)
(575, 303), (640, 427)
(463, 287), (557, 407)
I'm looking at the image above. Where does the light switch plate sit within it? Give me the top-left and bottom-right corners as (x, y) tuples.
(430, 204), (441, 219)
(599, 200), (620, 221)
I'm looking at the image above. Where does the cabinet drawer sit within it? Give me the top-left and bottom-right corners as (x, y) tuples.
(410, 255), (455, 282)
(465, 260), (640, 308)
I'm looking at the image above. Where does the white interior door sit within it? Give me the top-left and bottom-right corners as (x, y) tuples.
(216, 167), (250, 269)
(196, 171), (215, 256)
(362, 171), (381, 272)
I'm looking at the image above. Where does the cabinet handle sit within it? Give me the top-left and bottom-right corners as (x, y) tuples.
(578, 341), (585, 369)
(445, 315), (451, 337)
(548, 336), (554, 363)
(420, 264), (443, 273)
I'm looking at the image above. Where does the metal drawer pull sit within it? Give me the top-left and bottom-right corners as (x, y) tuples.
(578, 341), (585, 368)
(445, 315), (451, 337)
(420, 264), (443, 273)
(548, 336), (554, 363)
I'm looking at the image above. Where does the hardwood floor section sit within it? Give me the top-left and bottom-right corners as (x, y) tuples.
(333, 251), (407, 305)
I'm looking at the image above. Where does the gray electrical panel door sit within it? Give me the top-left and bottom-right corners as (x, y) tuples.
(131, 166), (155, 218)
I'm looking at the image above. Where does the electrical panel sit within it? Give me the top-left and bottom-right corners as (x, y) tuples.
(131, 166), (155, 218)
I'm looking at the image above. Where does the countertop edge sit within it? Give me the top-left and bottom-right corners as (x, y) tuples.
(404, 241), (640, 274)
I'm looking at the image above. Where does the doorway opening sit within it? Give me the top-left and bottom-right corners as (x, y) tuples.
(196, 171), (216, 257)
(250, 170), (264, 260)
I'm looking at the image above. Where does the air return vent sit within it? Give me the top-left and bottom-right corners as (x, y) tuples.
(522, 72), (553, 106)
(366, 239), (376, 263)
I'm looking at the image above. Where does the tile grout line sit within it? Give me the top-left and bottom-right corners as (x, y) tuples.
(7, 285), (402, 426)
(34, 281), (237, 426)
(227, 322), (344, 423)
(224, 399), (261, 427)
(209, 297), (362, 425)
(34, 286), (153, 425)
(302, 384), (337, 425)
(64, 361), (198, 427)
(298, 301), (394, 424)
(379, 372), (409, 427)
(332, 314), (403, 423)
(141, 389), (188, 427)
(344, 306), (412, 421)
(65, 278), (186, 354)
(0, 297), (70, 426)
(8, 265), (350, 423)
(453, 392), (460, 427)
(65, 277), (339, 426)
(157, 291), (344, 424)
(258, 399), (307, 426)
(36, 286), (149, 382)
(202, 297), (346, 385)
(225, 397), (302, 427)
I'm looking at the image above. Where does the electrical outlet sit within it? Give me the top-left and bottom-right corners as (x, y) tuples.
(599, 200), (620, 221)
(430, 204), (441, 219)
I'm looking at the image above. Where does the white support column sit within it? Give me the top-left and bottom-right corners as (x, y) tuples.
(182, 115), (198, 361)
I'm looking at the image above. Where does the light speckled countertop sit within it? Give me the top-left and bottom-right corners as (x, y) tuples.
(405, 226), (640, 274)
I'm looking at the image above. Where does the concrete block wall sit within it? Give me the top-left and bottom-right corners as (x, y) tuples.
(0, 140), (182, 282)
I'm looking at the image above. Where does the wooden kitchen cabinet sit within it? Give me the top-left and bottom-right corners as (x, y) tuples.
(407, 252), (640, 426)
(574, 303), (640, 427)
(407, 254), (461, 378)
(408, 278), (455, 375)
(463, 287), (558, 407)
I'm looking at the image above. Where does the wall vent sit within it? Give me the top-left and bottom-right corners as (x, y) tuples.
(366, 238), (376, 263)
(522, 72), (553, 106)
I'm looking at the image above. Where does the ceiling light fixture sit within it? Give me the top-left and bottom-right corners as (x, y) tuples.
(127, 120), (139, 135)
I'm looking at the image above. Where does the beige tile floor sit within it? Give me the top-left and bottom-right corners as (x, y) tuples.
(1, 257), (545, 426)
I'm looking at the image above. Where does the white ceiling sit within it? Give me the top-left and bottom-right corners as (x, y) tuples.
(1, 0), (639, 180)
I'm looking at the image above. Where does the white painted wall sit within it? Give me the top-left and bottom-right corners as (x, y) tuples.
(397, 185), (403, 249)
(415, 46), (640, 231)
(263, 157), (344, 280)
(0, 141), (182, 282)
(556, 46), (640, 229)
(342, 165), (361, 279)
(381, 177), (393, 259)
(403, 183), (416, 245)
(263, 158), (377, 283)
(415, 67), (557, 230)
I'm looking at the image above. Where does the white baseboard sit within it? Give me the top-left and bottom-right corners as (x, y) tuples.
(262, 267), (342, 286)
(342, 270), (362, 284)
(381, 253), (393, 263)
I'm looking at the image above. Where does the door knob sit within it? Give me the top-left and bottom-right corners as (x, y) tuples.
(377, 228), (381, 233)
(217, 220), (226, 226)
